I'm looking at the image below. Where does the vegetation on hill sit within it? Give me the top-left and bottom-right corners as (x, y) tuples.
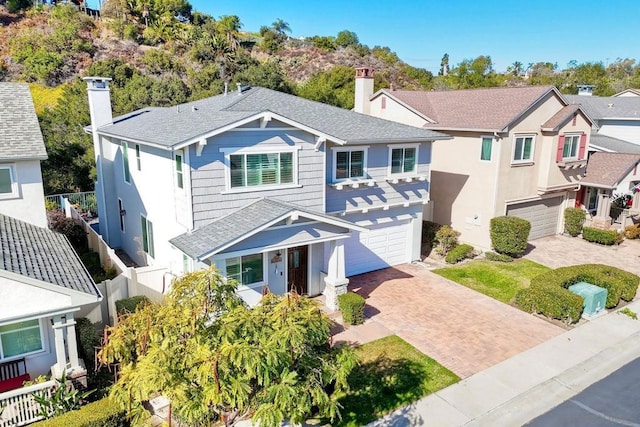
(1, 2), (639, 194)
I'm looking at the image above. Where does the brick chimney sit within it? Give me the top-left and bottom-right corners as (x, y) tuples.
(84, 77), (113, 129)
(354, 67), (374, 114)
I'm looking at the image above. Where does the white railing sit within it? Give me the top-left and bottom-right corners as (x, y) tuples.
(0, 380), (56, 427)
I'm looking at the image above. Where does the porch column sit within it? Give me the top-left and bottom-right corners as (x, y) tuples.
(323, 240), (349, 311)
(65, 313), (80, 370)
(633, 191), (640, 211)
(595, 193), (610, 218)
(51, 315), (67, 377)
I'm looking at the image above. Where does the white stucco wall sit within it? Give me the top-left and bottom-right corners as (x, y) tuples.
(0, 160), (47, 228)
(598, 120), (640, 144)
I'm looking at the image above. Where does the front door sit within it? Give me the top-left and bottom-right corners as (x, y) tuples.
(287, 246), (308, 294)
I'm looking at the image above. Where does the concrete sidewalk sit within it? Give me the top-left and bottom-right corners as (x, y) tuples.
(370, 300), (640, 427)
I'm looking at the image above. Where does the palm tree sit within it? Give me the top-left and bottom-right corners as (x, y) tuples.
(271, 18), (291, 36)
(216, 15), (242, 50)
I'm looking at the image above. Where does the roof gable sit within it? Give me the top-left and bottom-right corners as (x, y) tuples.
(0, 83), (48, 161)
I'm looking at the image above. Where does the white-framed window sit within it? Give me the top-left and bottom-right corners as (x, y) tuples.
(480, 136), (493, 161)
(333, 147), (368, 182)
(512, 135), (535, 163)
(226, 254), (264, 286)
(135, 144), (141, 171)
(175, 151), (184, 189)
(140, 215), (154, 258)
(229, 152), (294, 189)
(122, 141), (131, 183)
(563, 134), (580, 159)
(388, 144), (419, 176)
(587, 187), (599, 211)
(0, 165), (17, 198)
(0, 319), (44, 360)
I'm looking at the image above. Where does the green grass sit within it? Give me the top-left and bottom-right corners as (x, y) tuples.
(433, 259), (550, 303)
(335, 335), (459, 426)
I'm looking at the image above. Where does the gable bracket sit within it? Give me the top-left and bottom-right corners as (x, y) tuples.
(196, 138), (207, 156)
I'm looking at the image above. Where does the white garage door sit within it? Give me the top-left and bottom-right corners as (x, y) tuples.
(344, 221), (409, 276)
(506, 197), (563, 240)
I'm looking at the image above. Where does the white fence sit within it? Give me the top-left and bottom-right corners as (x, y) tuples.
(0, 380), (57, 427)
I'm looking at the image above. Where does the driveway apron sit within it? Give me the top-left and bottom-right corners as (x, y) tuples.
(348, 264), (563, 379)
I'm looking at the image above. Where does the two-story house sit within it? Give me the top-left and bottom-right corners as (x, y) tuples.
(355, 69), (593, 249)
(85, 78), (449, 308)
(0, 83), (101, 383)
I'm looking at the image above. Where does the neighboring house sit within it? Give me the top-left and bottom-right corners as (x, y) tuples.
(613, 88), (640, 97)
(356, 69), (593, 249)
(0, 83), (48, 228)
(85, 78), (449, 308)
(0, 83), (101, 382)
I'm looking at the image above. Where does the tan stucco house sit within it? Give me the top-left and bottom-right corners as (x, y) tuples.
(354, 68), (594, 249)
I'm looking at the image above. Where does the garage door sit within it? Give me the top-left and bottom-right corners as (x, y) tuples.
(344, 221), (409, 276)
(506, 197), (563, 240)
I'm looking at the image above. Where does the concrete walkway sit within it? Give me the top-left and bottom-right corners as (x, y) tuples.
(369, 299), (640, 426)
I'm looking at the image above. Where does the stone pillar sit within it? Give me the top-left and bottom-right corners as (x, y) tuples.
(323, 240), (349, 311)
(51, 315), (67, 377)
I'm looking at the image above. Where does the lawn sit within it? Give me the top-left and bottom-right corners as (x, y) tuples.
(433, 259), (550, 303)
(335, 335), (459, 426)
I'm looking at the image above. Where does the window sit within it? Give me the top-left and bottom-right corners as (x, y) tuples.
(122, 142), (130, 183)
(229, 152), (293, 188)
(0, 319), (43, 359)
(334, 149), (366, 181)
(513, 135), (534, 163)
(563, 135), (580, 159)
(587, 187), (599, 211)
(0, 165), (15, 196)
(140, 216), (154, 258)
(480, 137), (493, 161)
(118, 199), (125, 232)
(226, 254), (263, 286)
(135, 144), (141, 171)
(389, 146), (418, 175)
(175, 151), (184, 189)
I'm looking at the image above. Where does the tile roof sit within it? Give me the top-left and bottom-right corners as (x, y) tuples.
(0, 214), (100, 297)
(97, 87), (449, 147)
(589, 133), (640, 154)
(170, 198), (358, 260)
(0, 83), (48, 161)
(565, 95), (640, 120)
(582, 152), (640, 188)
(384, 85), (555, 131)
(541, 104), (581, 131)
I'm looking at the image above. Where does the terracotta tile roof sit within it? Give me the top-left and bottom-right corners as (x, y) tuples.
(541, 104), (581, 131)
(386, 86), (555, 131)
(582, 152), (640, 189)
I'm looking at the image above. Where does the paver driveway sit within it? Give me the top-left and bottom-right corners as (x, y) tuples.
(346, 264), (563, 379)
(524, 234), (640, 276)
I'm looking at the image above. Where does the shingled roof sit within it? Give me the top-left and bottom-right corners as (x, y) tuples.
(380, 86), (557, 132)
(96, 87), (450, 147)
(0, 214), (100, 297)
(589, 133), (640, 154)
(565, 95), (640, 121)
(582, 152), (640, 189)
(0, 83), (48, 161)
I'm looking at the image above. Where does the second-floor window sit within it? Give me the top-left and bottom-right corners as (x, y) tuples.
(562, 135), (580, 159)
(175, 151), (184, 189)
(229, 152), (294, 188)
(140, 215), (154, 258)
(334, 148), (366, 181)
(135, 144), (141, 171)
(0, 165), (16, 197)
(122, 141), (131, 183)
(480, 137), (493, 161)
(513, 135), (534, 163)
(389, 145), (418, 175)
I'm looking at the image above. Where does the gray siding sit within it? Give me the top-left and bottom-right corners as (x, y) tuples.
(325, 142), (431, 213)
(190, 129), (325, 228)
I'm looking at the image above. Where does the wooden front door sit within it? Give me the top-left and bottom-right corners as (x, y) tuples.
(287, 246), (308, 294)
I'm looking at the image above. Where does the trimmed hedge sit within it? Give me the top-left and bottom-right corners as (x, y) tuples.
(582, 226), (622, 245)
(75, 318), (100, 371)
(445, 244), (474, 264)
(484, 251), (513, 262)
(564, 208), (586, 237)
(515, 283), (584, 324)
(338, 292), (365, 325)
(490, 216), (531, 257)
(115, 295), (150, 315)
(31, 397), (127, 427)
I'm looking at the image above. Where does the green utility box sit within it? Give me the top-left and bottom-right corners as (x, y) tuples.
(568, 281), (607, 317)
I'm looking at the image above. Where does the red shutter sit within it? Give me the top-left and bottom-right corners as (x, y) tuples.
(575, 186), (585, 208)
(556, 135), (565, 163)
(578, 133), (587, 159)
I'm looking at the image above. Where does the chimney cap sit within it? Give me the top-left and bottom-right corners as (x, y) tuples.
(83, 76), (112, 82)
(355, 67), (375, 79)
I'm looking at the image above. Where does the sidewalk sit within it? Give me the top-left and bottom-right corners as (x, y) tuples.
(369, 300), (640, 426)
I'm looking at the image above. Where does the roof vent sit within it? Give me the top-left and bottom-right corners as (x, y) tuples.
(192, 106), (198, 112)
(237, 83), (242, 95)
(608, 103), (614, 108)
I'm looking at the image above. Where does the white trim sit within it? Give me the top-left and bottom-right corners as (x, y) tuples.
(0, 318), (46, 361)
(214, 235), (350, 260)
(0, 164), (18, 200)
(140, 214), (155, 260)
(174, 149), (185, 191)
(511, 134), (536, 164)
(228, 127), (298, 132)
(121, 141), (131, 185)
(183, 147), (194, 231)
(387, 143), (420, 177)
(561, 133), (581, 161)
(98, 133), (172, 151)
(135, 144), (141, 171)
(480, 135), (494, 162)
(221, 184), (303, 195)
(222, 148), (300, 192)
(219, 145), (302, 155)
(332, 145), (370, 183)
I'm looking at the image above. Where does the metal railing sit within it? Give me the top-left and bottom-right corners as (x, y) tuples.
(45, 191), (97, 215)
(0, 380), (57, 427)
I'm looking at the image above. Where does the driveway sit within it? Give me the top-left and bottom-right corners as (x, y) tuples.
(344, 264), (563, 379)
(524, 235), (640, 276)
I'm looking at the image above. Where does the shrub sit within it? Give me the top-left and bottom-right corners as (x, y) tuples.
(47, 209), (87, 251)
(115, 296), (150, 315)
(445, 244), (474, 264)
(338, 292), (365, 325)
(75, 318), (100, 372)
(422, 221), (442, 249)
(484, 251), (513, 262)
(625, 224), (640, 239)
(434, 225), (460, 256)
(31, 397), (127, 427)
(515, 284), (584, 324)
(490, 216), (531, 257)
(564, 208), (586, 237)
(582, 226), (622, 245)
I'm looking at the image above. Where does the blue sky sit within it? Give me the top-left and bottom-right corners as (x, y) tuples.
(189, 0), (640, 74)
